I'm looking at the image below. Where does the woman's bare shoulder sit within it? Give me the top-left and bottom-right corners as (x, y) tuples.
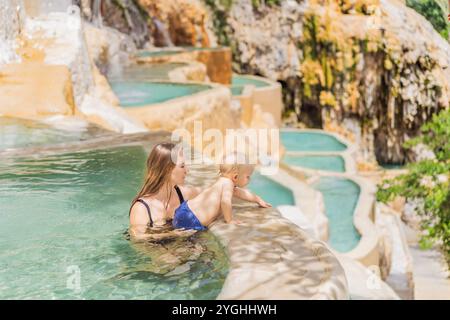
(130, 200), (150, 225)
(178, 184), (202, 200)
(130, 197), (167, 226)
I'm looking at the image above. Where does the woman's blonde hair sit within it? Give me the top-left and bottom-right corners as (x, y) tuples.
(131, 142), (180, 210)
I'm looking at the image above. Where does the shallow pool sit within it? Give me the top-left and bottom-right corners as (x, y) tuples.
(184, 46), (226, 52)
(0, 145), (228, 299)
(232, 75), (270, 88)
(281, 131), (347, 152)
(135, 50), (184, 58)
(247, 171), (295, 207)
(0, 117), (110, 151)
(230, 86), (244, 96)
(108, 63), (188, 82)
(230, 75), (271, 97)
(312, 177), (361, 252)
(109, 81), (212, 107)
(283, 155), (346, 172)
(136, 47), (226, 58)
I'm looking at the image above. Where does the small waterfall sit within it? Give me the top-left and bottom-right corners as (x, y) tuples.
(153, 17), (174, 47)
(0, 0), (23, 66)
(92, 0), (103, 27)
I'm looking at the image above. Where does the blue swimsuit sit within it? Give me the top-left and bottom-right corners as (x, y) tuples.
(173, 201), (207, 231)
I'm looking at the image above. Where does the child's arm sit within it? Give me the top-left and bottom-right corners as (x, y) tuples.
(233, 187), (272, 208)
(221, 179), (237, 223)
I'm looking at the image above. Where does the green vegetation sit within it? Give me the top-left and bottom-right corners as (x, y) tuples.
(377, 109), (450, 262)
(251, 0), (281, 7)
(406, 0), (449, 39)
(203, 0), (233, 45)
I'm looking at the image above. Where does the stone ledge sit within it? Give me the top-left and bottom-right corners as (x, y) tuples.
(183, 162), (348, 300)
(123, 82), (238, 135)
(210, 205), (348, 299)
(234, 74), (284, 126)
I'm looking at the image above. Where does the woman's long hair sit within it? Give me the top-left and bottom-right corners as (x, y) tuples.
(131, 142), (179, 211)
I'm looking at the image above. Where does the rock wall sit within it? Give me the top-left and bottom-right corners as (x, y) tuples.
(74, 0), (150, 48)
(1, 0), (146, 134)
(18, 8), (94, 108)
(74, 0), (216, 48)
(204, 0), (450, 165)
(0, 63), (76, 118)
(137, 0), (214, 47)
(83, 22), (136, 75)
(0, 0), (24, 66)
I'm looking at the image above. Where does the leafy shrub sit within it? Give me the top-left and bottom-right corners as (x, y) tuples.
(406, 0), (449, 39)
(377, 108), (450, 262)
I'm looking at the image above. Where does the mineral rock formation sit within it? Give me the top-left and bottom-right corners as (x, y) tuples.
(204, 0), (450, 164)
(138, 0), (214, 47)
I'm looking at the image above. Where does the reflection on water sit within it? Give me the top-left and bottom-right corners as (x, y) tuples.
(0, 144), (228, 299)
(0, 117), (111, 151)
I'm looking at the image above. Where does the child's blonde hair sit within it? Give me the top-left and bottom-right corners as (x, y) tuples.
(219, 152), (254, 176)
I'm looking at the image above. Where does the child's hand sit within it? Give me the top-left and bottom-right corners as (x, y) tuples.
(229, 219), (242, 225)
(256, 197), (272, 208)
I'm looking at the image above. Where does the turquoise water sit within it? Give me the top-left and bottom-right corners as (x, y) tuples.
(107, 63), (188, 82)
(281, 131), (347, 152)
(136, 47), (225, 58)
(232, 75), (270, 88)
(185, 46), (226, 52)
(230, 86), (244, 96)
(247, 171), (295, 207)
(230, 75), (271, 96)
(281, 130), (360, 252)
(110, 81), (211, 107)
(136, 50), (184, 58)
(283, 155), (346, 172)
(0, 117), (109, 151)
(312, 177), (361, 252)
(0, 145), (228, 299)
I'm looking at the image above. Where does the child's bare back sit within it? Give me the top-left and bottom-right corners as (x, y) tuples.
(172, 155), (271, 231)
(187, 177), (235, 227)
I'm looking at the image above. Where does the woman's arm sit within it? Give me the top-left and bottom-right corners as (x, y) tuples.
(233, 187), (272, 208)
(129, 202), (152, 239)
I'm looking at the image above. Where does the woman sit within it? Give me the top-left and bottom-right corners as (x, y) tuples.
(129, 142), (200, 240)
(129, 142), (266, 240)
